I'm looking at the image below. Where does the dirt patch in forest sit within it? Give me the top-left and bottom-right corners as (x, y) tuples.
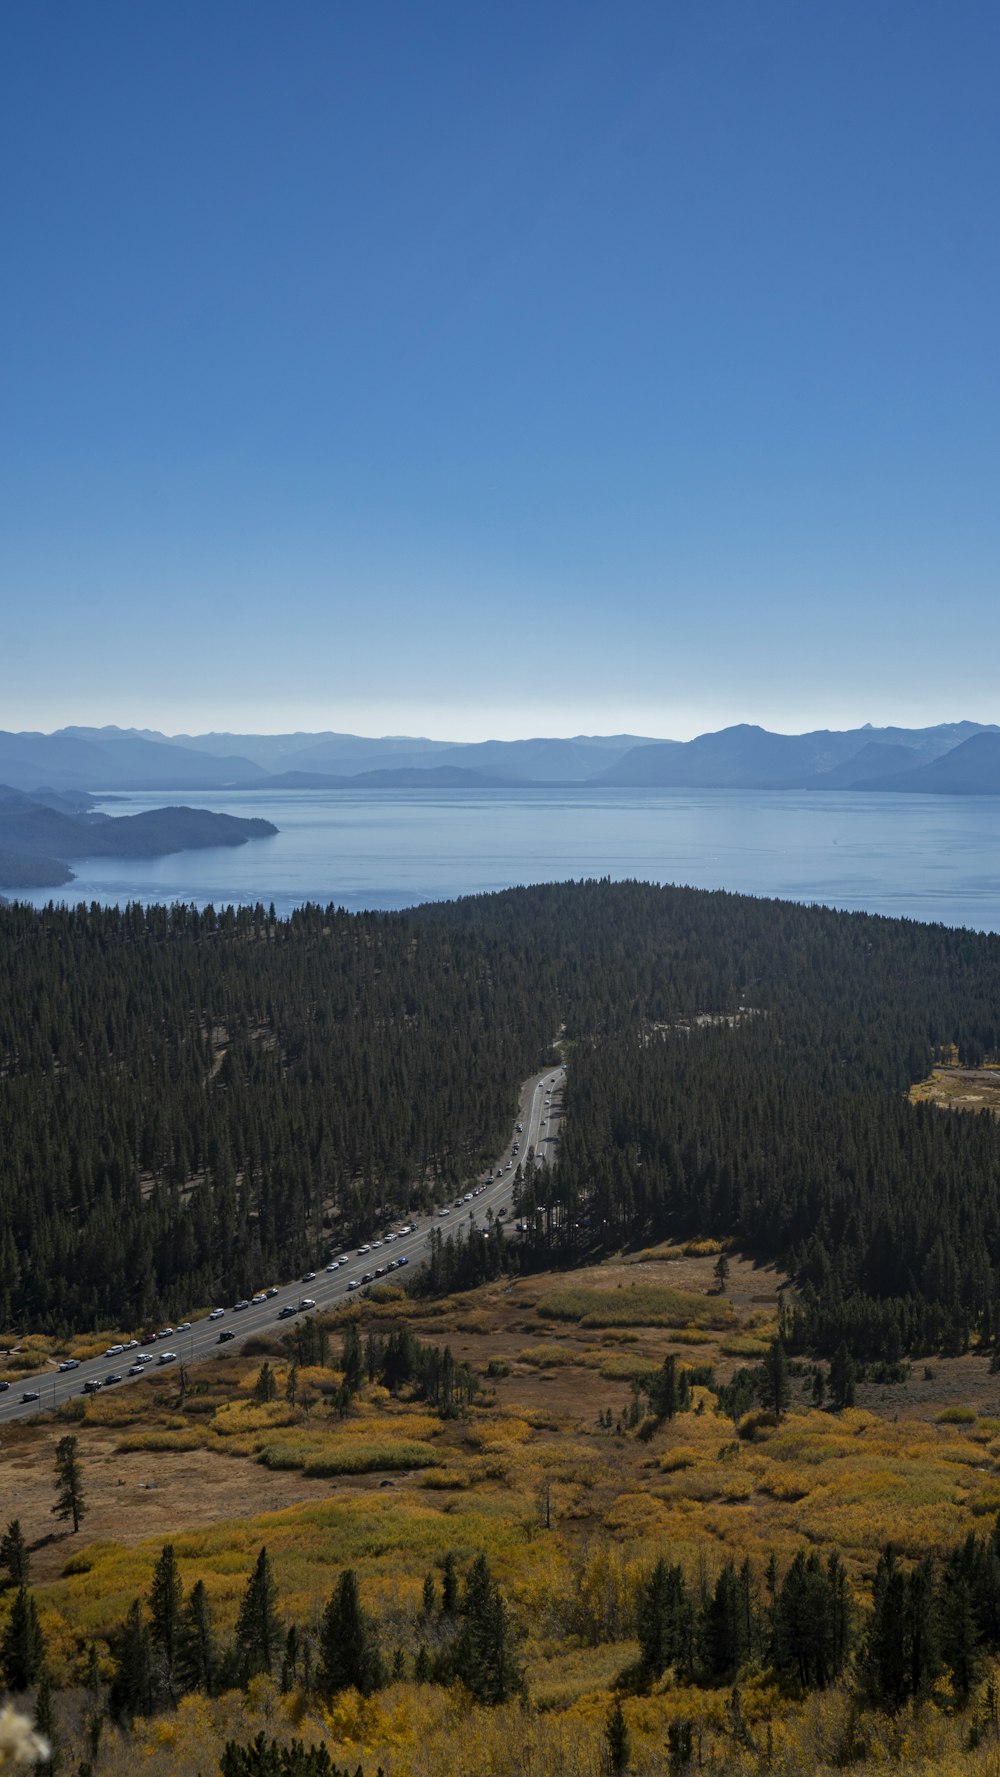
(0, 1422), (332, 1582)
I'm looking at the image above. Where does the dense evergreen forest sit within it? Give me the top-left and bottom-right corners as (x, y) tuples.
(3, 880), (1000, 1342)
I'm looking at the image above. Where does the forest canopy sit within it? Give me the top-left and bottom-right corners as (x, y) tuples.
(2, 881), (1000, 1343)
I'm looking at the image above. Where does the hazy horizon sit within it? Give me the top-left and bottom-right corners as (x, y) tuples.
(5, 711), (999, 748)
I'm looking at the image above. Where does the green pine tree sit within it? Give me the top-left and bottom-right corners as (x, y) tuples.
(318, 1570), (384, 1697)
(235, 1547), (281, 1682)
(175, 1579), (215, 1695)
(0, 1586), (45, 1691)
(0, 1519), (30, 1586)
(52, 1437), (85, 1535)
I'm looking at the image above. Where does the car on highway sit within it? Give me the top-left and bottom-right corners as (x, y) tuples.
(326, 1261), (340, 1271)
(157, 1351), (178, 1365)
(438, 1207), (450, 1216)
(277, 1305), (297, 1319)
(158, 1327), (174, 1339)
(397, 1255), (409, 1266)
(0, 1382), (10, 1392)
(218, 1330), (235, 1342)
(176, 1322), (191, 1333)
(128, 1364), (146, 1376)
(209, 1308), (225, 1320)
(233, 1300), (250, 1311)
(298, 1297), (316, 1310)
(384, 1233), (395, 1242)
(103, 1372), (123, 1385)
(361, 1272), (373, 1284)
(251, 1293), (267, 1304)
(135, 1352), (154, 1365)
(358, 1244), (371, 1254)
(21, 1391), (40, 1403)
(58, 1359), (80, 1372)
(347, 1279), (360, 1290)
(83, 1380), (102, 1394)
(105, 1344), (124, 1356)
(302, 1271), (316, 1281)
(140, 1332), (158, 1345)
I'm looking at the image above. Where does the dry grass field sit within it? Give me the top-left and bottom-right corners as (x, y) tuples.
(6, 1245), (1000, 1775)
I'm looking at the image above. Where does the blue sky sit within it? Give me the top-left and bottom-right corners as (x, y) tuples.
(2, 2), (998, 741)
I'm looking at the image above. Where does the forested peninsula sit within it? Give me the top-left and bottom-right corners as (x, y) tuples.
(0, 785), (277, 887)
(2, 881), (1000, 1350)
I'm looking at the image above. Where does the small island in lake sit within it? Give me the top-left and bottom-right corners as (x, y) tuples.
(0, 785), (278, 888)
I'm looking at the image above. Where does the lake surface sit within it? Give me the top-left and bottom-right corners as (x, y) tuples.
(18, 787), (1000, 932)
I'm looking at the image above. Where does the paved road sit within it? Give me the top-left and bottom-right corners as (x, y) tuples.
(0, 1063), (565, 1425)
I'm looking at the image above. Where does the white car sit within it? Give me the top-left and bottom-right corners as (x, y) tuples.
(359, 1244), (371, 1255)
(298, 1297), (316, 1310)
(347, 1279), (360, 1290)
(128, 1363), (146, 1376)
(176, 1322), (191, 1332)
(105, 1344), (124, 1356)
(58, 1358), (80, 1372)
(136, 1353), (154, 1365)
(438, 1206), (450, 1216)
(384, 1233), (395, 1242)
(209, 1308), (225, 1320)
(326, 1260), (340, 1271)
(157, 1351), (178, 1365)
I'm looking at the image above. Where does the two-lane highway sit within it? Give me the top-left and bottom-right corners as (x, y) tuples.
(0, 1063), (564, 1425)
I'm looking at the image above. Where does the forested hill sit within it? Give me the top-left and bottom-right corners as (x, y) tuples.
(3, 882), (1000, 1343)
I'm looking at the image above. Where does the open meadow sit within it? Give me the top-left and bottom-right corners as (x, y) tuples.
(6, 1245), (1000, 1774)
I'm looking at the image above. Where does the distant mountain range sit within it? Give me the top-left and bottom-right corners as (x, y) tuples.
(0, 785), (277, 888)
(2, 721), (1000, 801)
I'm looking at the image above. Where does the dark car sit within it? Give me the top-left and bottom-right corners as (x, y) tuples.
(0, 1381), (9, 1392)
(83, 1379), (102, 1394)
(21, 1391), (40, 1403)
(218, 1329), (236, 1343)
(277, 1305), (297, 1319)
(361, 1271), (373, 1284)
(103, 1372), (123, 1385)
(301, 1271), (316, 1282)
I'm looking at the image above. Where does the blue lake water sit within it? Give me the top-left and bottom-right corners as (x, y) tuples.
(18, 786), (1000, 933)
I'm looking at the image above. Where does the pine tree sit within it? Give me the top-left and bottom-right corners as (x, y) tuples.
(148, 1544), (183, 1690)
(440, 1552), (458, 1616)
(0, 1586), (45, 1691)
(829, 1342), (856, 1410)
(254, 1363), (277, 1404)
(52, 1437), (85, 1534)
(175, 1579), (215, 1694)
(318, 1570), (384, 1697)
(341, 1325), (363, 1395)
(235, 1547), (281, 1682)
(109, 1600), (155, 1723)
(34, 1667), (56, 1769)
(713, 1251), (730, 1294)
(604, 1698), (631, 1774)
(0, 1519), (29, 1586)
(637, 1559), (682, 1677)
(421, 1572), (436, 1619)
(762, 1340), (790, 1421)
(454, 1555), (522, 1705)
(862, 1546), (909, 1709)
